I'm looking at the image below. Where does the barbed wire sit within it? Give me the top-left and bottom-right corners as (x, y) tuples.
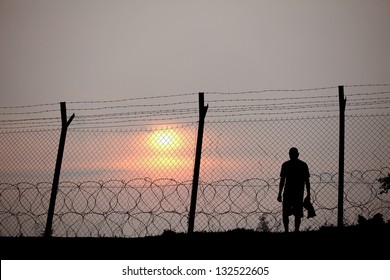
(1, 83), (388, 110)
(67, 92), (198, 104)
(1, 84), (389, 131)
(205, 86), (338, 95)
(344, 83), (390, 88)
(1, 111), (389, 132)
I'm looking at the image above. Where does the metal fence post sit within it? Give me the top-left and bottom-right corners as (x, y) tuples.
(188, 92), (208, 234)
(338, 86), (346, 227)
(44, 102), (74, 237)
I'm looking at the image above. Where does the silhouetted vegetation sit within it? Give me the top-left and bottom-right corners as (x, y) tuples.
(256, 214), (272, 232)
(378, 173), (390, 194)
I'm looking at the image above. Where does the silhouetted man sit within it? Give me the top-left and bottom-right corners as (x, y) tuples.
(277, 147), (311, 232)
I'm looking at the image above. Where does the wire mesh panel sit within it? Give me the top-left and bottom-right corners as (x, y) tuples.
(0, 130), (59, 183)
(196, 117), (340, 232)
(0, 94), (200, 237)
(194, 86), (390, 232)
(0, 130), (59, 236)
(52, 125), (198, 237)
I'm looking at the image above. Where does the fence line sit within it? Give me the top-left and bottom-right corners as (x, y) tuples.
(1, 84), (389, 237)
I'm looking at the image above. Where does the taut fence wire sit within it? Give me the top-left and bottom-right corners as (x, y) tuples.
(1, 84), (389, 237)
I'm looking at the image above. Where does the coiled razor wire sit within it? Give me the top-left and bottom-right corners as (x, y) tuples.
(1, 168), (389, 237)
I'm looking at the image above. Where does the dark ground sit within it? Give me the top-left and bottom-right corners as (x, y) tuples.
(1, 222), (389, 260)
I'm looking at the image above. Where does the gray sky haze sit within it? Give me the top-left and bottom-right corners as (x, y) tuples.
(1, 0), (390, 106)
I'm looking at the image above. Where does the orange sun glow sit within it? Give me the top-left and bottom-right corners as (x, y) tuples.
(148, 129), (181, 151)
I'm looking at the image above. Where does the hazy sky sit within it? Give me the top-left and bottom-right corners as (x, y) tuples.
(1, 0), (390, 106)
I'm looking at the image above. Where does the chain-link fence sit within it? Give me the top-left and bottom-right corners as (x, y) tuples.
(1, 85), (389, 237)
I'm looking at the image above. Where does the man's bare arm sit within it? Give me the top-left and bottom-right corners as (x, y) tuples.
(305, 177), (311, 200)
(278, 177), (285, 202)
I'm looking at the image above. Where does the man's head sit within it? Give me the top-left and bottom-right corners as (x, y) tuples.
(289, 147), (299, 160)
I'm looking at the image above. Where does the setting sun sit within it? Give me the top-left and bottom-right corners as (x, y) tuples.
(148, 129), (181, 151)
(131, 127), (195, 177)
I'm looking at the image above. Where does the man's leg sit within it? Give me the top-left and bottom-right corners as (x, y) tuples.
(283, 213), (289, 232)
(294, 216), (301, 232)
